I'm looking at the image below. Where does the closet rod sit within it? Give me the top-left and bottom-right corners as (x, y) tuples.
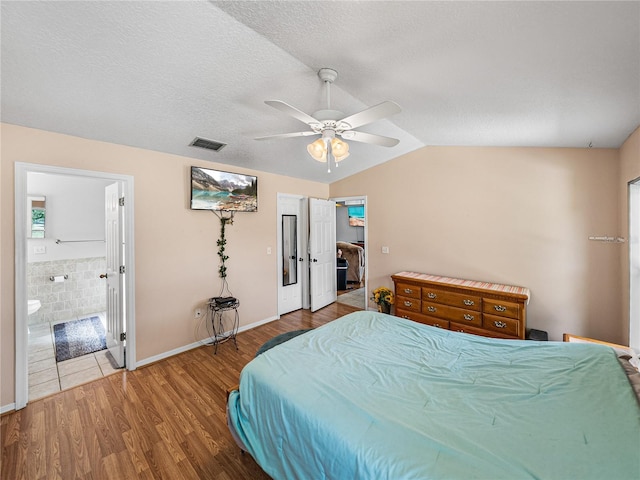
(55, 239), (105, 244)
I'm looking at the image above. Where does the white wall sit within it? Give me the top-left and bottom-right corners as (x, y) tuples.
(27, 173), (111, 262)
(1, 123), (329, 407)
(336, 205), (364, 243)
(331, 145), (623, 343)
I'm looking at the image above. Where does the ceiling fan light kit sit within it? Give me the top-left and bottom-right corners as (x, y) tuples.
(256, 68), (400, 173)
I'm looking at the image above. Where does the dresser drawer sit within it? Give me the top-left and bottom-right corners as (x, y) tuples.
(397, 296), (421, 312)
(483, 313), (522, 337)
(483, 298), (521, 320)
(422, 302), (482, 327)
(450, 322), (515, 339)
(420, 316), (450, 330)
(396, 309), (433, 325)
(396, 283), (421, 299)
(422, 288), (481, 311)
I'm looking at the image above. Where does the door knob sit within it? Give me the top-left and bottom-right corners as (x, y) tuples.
(298, 257), (304, 262)
(99, 273), (108, 279)
(312, 259), (318, 262)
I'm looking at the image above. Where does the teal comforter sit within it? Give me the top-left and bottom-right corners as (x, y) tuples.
(227, 311), (640, 479)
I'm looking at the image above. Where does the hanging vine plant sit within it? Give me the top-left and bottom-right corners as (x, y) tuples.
(216, 215), (233, 278)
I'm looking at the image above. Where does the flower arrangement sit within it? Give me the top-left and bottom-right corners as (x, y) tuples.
(371, 287), (395, 313)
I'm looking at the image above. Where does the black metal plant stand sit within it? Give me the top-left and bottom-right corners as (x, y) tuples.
(207, 297), (240, 354)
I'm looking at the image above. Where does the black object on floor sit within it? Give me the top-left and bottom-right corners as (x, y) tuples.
(526, 328), (549, 341)
(336, 258), (348, 291)
(256, 329), (313, 357)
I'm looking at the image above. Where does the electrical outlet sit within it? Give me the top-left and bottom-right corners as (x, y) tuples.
(34, 245), (46, 254)
(194, 308), (202, 319)
(382, 246), (390, 254)
(267, 246), (272, 255)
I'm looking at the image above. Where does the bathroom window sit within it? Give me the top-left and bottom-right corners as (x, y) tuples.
(28, 196), (46, 238)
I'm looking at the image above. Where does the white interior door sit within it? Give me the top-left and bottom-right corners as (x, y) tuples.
(309, 198), (336, 312)
(105, 182), (125, 367)
(278, 195), (303, 315)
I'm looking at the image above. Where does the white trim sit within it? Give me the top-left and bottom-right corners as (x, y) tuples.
(277, 193), (306, 315)
(629, 179), (640, 351)
(136, 315), (279, 367)
(0, 403), (16, 415)
(331, 195), (368, 306)
(14, 162), (136, 410)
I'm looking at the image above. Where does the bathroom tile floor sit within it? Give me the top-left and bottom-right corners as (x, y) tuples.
(27, 312), (123, 402)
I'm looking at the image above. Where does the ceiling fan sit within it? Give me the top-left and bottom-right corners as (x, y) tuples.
(255, 68), (401, 172)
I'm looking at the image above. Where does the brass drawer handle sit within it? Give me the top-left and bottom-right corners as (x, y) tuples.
(404, 300), (413, 307)
(403, 288), (413, 294)
(434, 323), (442, 328)
(463, 314), (475, 321)
(463, 299), (475, 306)
(427, 292), (437, 299)
(402, 315), (409, 319)
(494, 320), (507, 328)
(427, 306), (437, 313)
(494, 305), (507, 312)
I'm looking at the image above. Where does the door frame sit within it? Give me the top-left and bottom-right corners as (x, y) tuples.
(629, 178), (640, 351)
(332, 195), (368, 306)
(276, 193), (307, 315)
(14, 162), (136, 409)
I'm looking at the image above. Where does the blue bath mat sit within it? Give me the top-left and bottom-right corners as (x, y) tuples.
(53, 316), (107, 362)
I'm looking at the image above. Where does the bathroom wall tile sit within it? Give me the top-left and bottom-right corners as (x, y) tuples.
(28, 257), (106, 326)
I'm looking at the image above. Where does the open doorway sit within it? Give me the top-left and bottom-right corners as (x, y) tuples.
(334, 196), (367, 310)
(14, 163), (136, 409)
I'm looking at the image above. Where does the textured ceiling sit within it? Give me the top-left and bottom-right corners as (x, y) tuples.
(2, 1), (639, 183)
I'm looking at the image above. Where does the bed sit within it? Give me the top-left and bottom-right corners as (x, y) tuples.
(227, 311), (640, 479)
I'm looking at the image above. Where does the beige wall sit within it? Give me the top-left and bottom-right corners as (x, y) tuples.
(619, 126), (640, 344)
(331, 145), (623, 343)
(1, 123), (328, 407)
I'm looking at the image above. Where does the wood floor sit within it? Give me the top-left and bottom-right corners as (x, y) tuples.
(1, 303), (360, 479)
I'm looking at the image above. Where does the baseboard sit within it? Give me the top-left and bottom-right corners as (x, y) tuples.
(136, 314), (279, 368)
(1, 402), (16, 415)
(2, 315), (283, 411)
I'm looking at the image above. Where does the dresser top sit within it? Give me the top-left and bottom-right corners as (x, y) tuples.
(393, 271), (531, 300)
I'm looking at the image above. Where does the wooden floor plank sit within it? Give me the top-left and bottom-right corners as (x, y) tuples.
(2, 304), (359, 478)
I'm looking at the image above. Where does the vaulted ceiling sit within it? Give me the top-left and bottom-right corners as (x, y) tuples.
(2, 1), (639, 183)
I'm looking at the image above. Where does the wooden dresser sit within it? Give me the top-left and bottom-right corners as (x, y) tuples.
(391, 272), (530, 339)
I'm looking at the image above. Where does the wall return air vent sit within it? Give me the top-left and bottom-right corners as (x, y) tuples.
(189, 137), (227, 152)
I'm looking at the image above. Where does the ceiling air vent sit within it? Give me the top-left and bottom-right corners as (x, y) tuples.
(189, 137), (227, 152)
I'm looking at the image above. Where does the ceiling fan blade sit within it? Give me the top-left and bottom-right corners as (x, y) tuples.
(255, 131), (319, 141)
(341, 130), (400, 147)
(264, 100), (320, 126)
(338, 101), (401, 130)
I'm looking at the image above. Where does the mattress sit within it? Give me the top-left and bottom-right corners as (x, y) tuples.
(227, 311), (640, 479)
